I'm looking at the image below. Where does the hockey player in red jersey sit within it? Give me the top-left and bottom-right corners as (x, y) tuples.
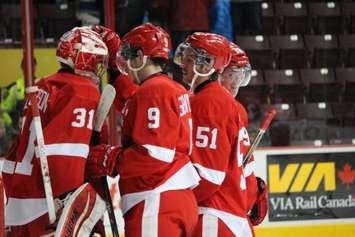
(174, 32), (255, 237)
(86, 23), (200, 237)
(2, 27), (110, 237)
(220, 42), (269, 234)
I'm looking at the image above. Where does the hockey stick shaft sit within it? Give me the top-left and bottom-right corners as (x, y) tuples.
(243, 107), (277, 167)
(26, 86), (56, 224)
(90, 84), (117, 146)
(94, 85), (116, 132)
(92, 84), (119, 237)
(101, 178), (119, 237)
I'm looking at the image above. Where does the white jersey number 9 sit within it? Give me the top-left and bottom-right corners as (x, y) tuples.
(148, 107), (160, 129)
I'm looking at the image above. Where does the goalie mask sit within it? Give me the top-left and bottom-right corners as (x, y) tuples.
(221, 43), (252, 97)
(56, 27), (109, 84)
(173, 32), (231, 90)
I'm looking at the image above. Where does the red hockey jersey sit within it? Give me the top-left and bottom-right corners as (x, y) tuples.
(190, 81), (255, 237)
(115, 73), (200, 214)
(2, 71), (100, 225)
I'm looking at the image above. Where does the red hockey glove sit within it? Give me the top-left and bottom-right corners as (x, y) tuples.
(249, 177), (269, 226)
(86, 144), (121, 180)
(92, 25), (121, 71)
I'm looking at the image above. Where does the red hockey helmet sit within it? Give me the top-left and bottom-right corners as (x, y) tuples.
(116, 23), (171, 73)
(229, 43), (250, 69)
(174, 32), (231, 73)
(56, 27), (109, 83)
(224, 42), (252, 87)
(120, 23), (171, 59)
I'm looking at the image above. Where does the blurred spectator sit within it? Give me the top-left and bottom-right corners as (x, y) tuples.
(116, 0), (148, 37)
(230, 0), (262, 37)
(209, 0), (233, 41)
(152, 0), (215, 50)
(0, 58), (37, 134)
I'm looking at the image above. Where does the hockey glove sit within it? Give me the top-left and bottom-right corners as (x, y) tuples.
(249, 177), (269, 226)
(86, 144), (121, 180)
(92, 25), (121, 72)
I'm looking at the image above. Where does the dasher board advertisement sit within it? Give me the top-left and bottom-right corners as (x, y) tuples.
(267, 151), (355, 222)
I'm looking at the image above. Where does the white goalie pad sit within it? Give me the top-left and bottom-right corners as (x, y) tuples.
(55, 183), (106, 237)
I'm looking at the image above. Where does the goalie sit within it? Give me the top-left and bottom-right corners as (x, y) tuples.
(2, 27), (110, 237)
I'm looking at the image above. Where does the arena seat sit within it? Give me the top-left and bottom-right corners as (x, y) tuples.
(262, 2), (277, 35)
(275, 2), (309, 35)
(300, 68), (341, 102)
(236, 35), (276, 69)
(309, 2), (343, 34)
(264, 69), (305, 103)
(335, 67), (355, 102)
(304, 34), (343, 68)
(270, 35), (308, 69)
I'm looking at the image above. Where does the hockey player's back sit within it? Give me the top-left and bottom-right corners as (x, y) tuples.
(3, 27), (110, 236)
(191, 80), (250, 217)
(118, 73), (196, 194)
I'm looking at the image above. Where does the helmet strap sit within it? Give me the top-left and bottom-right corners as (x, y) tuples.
(127, 55), (148, 72)
(190, 64), (215, 91)
(127, 56), (148, 83)
(189, 73), (199, 92)
(193, 64), (215, 77)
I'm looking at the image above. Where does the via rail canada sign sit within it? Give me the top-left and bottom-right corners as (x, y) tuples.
(267, 152), (355, 221)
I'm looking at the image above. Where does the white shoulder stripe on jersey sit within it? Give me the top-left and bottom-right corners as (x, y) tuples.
(243, 160), (256, 177)
(193, 163), (226, 185)
(35, 143), (89, 158)
(142, 144), (175, 163)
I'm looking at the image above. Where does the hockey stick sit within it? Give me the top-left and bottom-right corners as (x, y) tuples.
(91, 84), (117, 144)
(243, 107), (277, 168)
(91, 84), (120, 237)
(26, 86), (56, 224)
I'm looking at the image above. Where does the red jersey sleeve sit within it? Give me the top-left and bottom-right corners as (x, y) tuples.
(112, 74), (138, 112)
